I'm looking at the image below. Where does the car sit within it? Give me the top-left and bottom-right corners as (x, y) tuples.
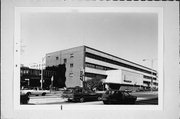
(62, 87), (103, 103)
(102, 90), (137, 104)
(20, 93), (30, 104)
(21, 88), (50, 96)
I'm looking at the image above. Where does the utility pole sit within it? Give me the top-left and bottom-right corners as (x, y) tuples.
(41, 57), (46, 89)
(143, 59), (155, 91)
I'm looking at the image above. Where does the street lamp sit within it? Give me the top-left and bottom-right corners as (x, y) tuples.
(40, 57), (45, 89)
(142, 59), (155, 91)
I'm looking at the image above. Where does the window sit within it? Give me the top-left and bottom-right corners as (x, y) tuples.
(143, 75), (156, 80)
(70, 53), (74, 58)
(69, 73), (73, 77)
(85, 62), (115, 70)
(24, 70), (29, 74)
(86, 52), (157, 76)
(70, 63), (73, 68)
(96, 65), (104, 70)
(64, 58), (67, 64)
(56, 56), (59, 60)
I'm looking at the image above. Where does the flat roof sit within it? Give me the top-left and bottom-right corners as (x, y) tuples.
(46, 45), (157, 73)
(84, 45), (157, 72)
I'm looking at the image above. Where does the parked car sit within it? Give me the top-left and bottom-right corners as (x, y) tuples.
(102, 90), (137, 104)
(21, 88), (50, 96)
(20, 93), (30, 104)
(62, 87), (103, 102)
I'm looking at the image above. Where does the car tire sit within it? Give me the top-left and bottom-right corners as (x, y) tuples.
(20, 94), (29, 104)
(42, 93), (46, 96)
(103, 100), (110, 104)
(97, 97), (102, 101)
(79, 97), (84, 103)
(68, 99), (72, 102)
(26, 92), (31, 96)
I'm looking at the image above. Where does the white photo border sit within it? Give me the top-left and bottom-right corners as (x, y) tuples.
(14, 7), (163, 110)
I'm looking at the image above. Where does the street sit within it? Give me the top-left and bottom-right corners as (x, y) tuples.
(27, 91), (158, 105)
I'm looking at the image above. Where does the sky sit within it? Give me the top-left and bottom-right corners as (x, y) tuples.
(21, 12), (158, 70)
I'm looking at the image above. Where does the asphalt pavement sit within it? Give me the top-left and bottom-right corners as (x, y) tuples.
(27, 91), (158, 105)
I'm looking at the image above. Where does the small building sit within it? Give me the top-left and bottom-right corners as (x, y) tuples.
(46, 46), (158, 90)
(29, 63), (46, 70)
(20, 66), (56, 89)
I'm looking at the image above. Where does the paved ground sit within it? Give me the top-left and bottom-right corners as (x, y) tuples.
(27, 91), (158, 105)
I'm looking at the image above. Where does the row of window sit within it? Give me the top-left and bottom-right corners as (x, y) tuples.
(85, 52), (157, 76)
(143, 81), (158, 85)
(143, 81), (150, 84)
(21, 68), (56, 77)
(21, 69), (40, 76)
(143, 75), (156, 80)
(85, 62), (116, 71)
(55, 53), (74, 61)
(85, 72), (107, 79)
(43, 70), (56, 77)
(55, 56), (73, 68)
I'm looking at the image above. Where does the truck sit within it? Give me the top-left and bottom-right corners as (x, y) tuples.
(104, 69), (143, 91)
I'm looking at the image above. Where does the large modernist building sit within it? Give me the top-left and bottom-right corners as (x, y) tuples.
(46, 46), (158, 90)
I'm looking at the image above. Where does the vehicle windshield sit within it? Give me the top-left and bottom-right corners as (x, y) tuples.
(63, 87), (83, 94)
(63, 89), (74, 93)
(124, 92), (130, 96)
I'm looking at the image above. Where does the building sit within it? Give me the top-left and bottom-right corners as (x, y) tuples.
(29, 63), (46, 70)
(20, 66), (56, 89)
(46, 46), (158, 90)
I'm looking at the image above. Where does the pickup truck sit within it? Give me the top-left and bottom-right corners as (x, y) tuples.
(21, 88), (50, 96)
(62, 87), (103, 102)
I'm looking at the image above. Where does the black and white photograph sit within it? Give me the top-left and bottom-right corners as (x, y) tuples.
(16, 7), (163, 108)
(1, 1), (180, 119)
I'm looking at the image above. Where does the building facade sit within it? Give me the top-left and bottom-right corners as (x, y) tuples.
(29, 63), (46, 70)
(20, 66), (56, 89)
(46, 46), (158, 90)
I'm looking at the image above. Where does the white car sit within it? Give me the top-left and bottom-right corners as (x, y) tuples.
(21, 88), (50, 96)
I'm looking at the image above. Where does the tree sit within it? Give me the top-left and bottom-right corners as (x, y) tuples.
(46, 64), (66, 88)
(86, 78), (104, 91)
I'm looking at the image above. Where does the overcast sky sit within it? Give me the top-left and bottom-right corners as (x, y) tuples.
(21, 12), (158, 69)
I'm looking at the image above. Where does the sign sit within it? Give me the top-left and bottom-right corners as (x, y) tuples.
(80, 68), (84, 81)
(51, 76), (54, 81)
(123, 79), (132, 83)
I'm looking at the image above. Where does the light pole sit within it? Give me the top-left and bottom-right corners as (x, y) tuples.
(40, 57), (45, 89)
(143, 59), (155, 91)
(40, 55), (50, 89)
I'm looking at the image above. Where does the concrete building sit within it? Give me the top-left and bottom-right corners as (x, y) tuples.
(46, 46), (158, 90)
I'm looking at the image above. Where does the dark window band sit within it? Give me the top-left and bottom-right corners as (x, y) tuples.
(85, 72), (107, 79)
(85, 62), (116, 71)
(85, 52), (157, 76)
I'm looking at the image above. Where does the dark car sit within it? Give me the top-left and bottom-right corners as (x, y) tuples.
(20, 93), (30, 104)
(102, 90), (137, 104)
(62, 87), (102, 103)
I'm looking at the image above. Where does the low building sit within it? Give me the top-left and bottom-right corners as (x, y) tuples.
(29, 63), (46, 70)
(20, 66), (56, 89)
(46, 46), (158, 90)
